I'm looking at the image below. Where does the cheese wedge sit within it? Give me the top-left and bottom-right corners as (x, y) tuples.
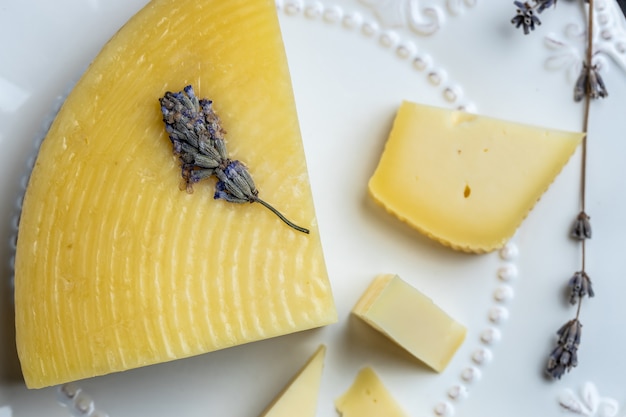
(15, 0), (336, 388)
(335, 367), (409, 417)
(368, 101), (583, 252)
(352, 274), (466, 372)
(258, 345), (326, 417)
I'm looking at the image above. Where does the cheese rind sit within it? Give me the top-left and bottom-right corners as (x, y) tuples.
(368, 101), (584, 252)
(259, 345), (326, 417)
(15, 0), (336, 388)
(353, 274), (466, 372)
(335, 367), (408, 417)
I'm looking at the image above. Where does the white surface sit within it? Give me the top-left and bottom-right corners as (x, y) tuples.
(1, 0), (626, 416)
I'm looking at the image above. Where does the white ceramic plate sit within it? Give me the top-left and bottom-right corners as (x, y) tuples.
(2, 1), (626, 416)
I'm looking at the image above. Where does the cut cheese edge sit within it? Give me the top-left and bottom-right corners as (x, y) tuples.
(353, 274), (466, 372)
(368, 101), (584, 252)
(15, 0), (336, 388)
(258, 345), (326, 417)
(335, 367), (409, 417)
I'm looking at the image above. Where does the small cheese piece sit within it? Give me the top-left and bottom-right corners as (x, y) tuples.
(15, 0), (337, 388)
(335, 367), (408, 417)
(353, 274), (466, 372)
(258, 345), (326, 417)
(368, 101), (584, 252)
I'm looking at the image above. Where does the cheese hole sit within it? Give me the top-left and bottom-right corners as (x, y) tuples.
(464, 184), (471, 198)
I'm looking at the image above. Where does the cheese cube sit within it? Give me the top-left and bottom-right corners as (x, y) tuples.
(335, 367), (408, 417)
(14, 0), (336, 388)
(259, 345), (326, 417)
(368, 101), (583, 252)
(352, 274), (466, 372)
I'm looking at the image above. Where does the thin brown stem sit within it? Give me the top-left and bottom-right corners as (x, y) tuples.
(581, 99), (590, 213)
(575, 294), (583, 319)
(580, 0), (594, 213)
(576, 0), (594, 320)
(255, 197), (310, 234)
(581, 239), (586, 271)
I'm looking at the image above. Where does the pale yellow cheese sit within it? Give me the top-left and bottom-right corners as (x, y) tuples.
(15, 0), (337, 388)
(335, 367), (408, 417)
(352, 274), (465, 372)
(258, 345), (326, 417)
(368, 101), (583, 253)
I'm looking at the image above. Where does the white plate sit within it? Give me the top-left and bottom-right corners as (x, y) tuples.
(2, 0), (626, 416)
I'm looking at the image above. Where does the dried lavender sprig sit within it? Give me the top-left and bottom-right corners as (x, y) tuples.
(544, 0), (604, 380)
(159, 85), (310, 234)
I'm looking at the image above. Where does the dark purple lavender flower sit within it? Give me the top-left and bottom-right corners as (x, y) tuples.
(571, 211), (592, 240)
(536, 0), (557, 13)
(214, 161), (257, 203)
(574, 63), (609, 102)
(511, 1), (541, 34)
(568, 271), (594, 305)
(546, 319), (582, 379)
(159, 85), (309, 234)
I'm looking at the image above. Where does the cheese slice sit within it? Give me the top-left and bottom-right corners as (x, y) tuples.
(15, 0), (336, 388)
(352, 274), (466, 372)
(335, 367), (408, 417)
(258, 345), (326, 417)
(368, 101), (583, 252)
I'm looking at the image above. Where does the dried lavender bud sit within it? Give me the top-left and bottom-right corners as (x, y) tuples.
(546, 319), (582, 379)
(588, 64), (608, 99)
(574, 63), (608, 102)
(571, 211), (591, 240)
(511, 1), (541, 34)
(159, 85), (310, 234)
(215, 160), (257, 202)
(568, 271), (594, 305)
(536, 0), (557, 13)
(214, 179), (249, 204)
(558, 318), (582, 348)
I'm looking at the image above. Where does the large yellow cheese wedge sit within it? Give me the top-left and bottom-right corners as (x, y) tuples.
(368, 101), (584, 252)
(335, 367), (409, 417)
(15, 0), (336, 388)
(353, 274), (466, 372)
(258, 345), (326, 417)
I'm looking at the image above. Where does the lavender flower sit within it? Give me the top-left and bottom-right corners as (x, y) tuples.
(511, 1), (541, 34)
(546, 319), (582, 379)
(571, 211), (592, 240)
(574, 63), (608, 102)
(510, 0), (560, 34)
(536, 0), (557, 13)
(568, 271), (594, 305)
(214, 161), (257, 203)
(159, 85), (309, 234)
